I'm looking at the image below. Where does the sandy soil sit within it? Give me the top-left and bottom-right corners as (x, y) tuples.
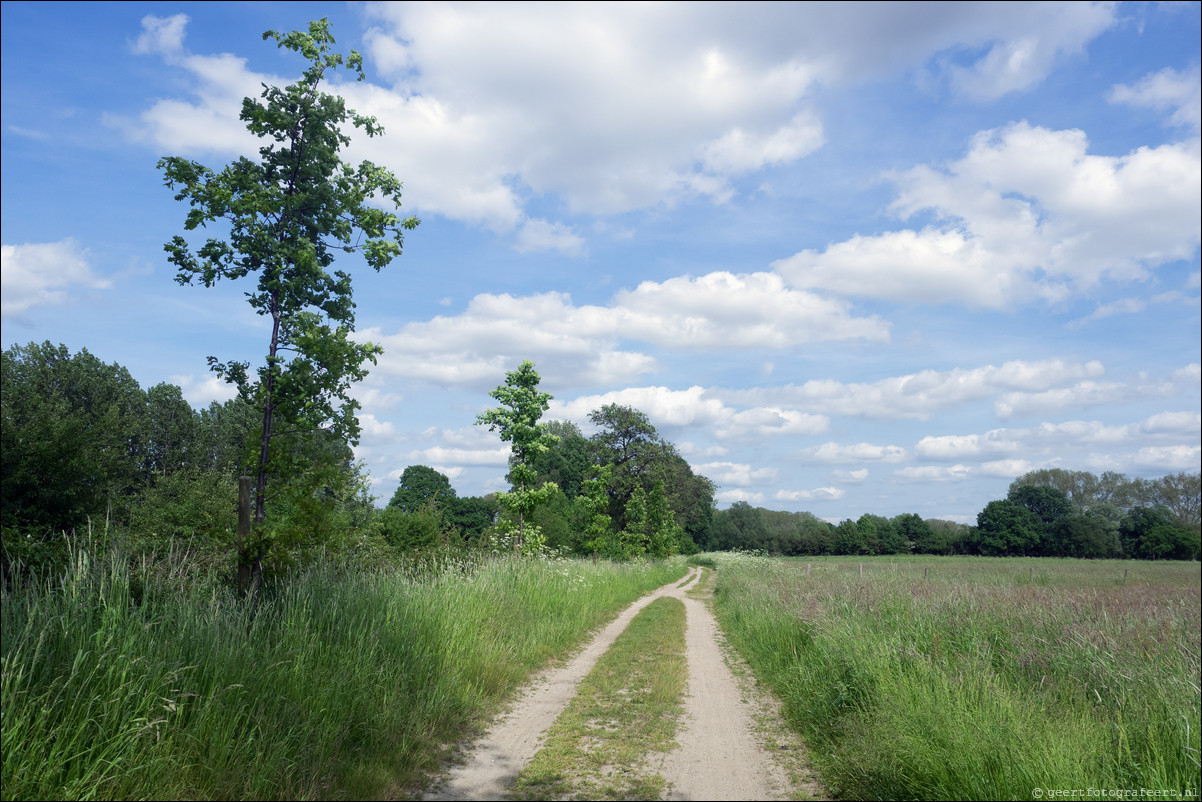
(421, 566), (813, 801)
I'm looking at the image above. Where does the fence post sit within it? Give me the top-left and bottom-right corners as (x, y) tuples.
(237, 476), (251, 596)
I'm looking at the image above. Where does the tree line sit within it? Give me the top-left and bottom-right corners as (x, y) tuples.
(703, 468), (1200, 560)
(4, 340), (1195, 571)
(0, 342), (716, 573)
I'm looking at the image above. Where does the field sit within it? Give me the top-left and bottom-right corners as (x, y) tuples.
(711, 553), (1201, 800)
(4, 547), (1199, 801)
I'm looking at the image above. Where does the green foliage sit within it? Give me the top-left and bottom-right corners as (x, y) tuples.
(379, 503), (445, 551)
(2, 342), (147, 535)
(475, 360), (559, 551)
(577, 465), (617, 557)
(389, 465), (457, 514)
(157, 19), (418, 582)
(977, 499), (1044, 556)
(125, 468), (239, 547)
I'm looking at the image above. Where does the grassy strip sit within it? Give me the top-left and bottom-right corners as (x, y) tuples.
(709, 553), (1201, 801)
(1, 546), (686, 800)
(510, 596), (688, 801)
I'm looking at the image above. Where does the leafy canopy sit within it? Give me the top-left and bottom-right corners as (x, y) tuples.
(157, 19), (417, 539)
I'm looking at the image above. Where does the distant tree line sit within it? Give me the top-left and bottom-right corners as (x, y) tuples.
(701, 468), (1200, 560)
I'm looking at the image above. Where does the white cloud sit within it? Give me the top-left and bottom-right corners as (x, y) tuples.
(550, 385), (828, 442)
(774, 486), (844, 502)
(613, 271), (889, 349)
(979, 459), (1039, 478)
(132, 14), (188, 57)
(695, 461), (778, 487)
(119, 4), (1121, 236)
(169, 373), (238, 406)
(716, 489), (766, 504)
(914, 410), (1202, 475)
(994, 380), (1127, 419)
(678, 442), (729, 459)
(801, 442), (907, 463)
(514, 219), (586, 256)
(1133, 444), (1202, 470)
(946, 3), (1114, 100)
(893, 465), (974, 482)
(774, 122), (1201, 309)
(731, 358), (1106, 420)
(408, 446), (510, 466)
(360, 272), (885, 394)
(1110, 66), (1202, 132)
(1, 239), (111, 319)
(831, 468), (869, 483)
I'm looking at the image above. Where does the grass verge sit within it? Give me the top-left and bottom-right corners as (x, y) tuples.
(1, 545), (686, 800)
(509, 596), (688, 801)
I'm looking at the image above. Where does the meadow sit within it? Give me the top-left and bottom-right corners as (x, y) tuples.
(710, 553), (1201, 801)
(0, 543), (686, 800)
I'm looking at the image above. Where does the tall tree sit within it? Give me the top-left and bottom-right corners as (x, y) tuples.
(475, 360), (558, 552)
(157, 20), (418, 587)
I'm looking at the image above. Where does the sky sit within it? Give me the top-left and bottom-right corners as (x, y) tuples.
(2, 1), (1199, 524)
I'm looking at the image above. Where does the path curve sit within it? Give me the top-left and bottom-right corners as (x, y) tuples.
(422, 566), (800, 801)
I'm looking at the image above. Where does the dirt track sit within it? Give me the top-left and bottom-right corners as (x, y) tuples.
(422, 566), (816, 801)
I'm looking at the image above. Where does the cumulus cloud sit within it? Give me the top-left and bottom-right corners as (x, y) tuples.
(914, 411), (1202, 474)
(1133, 444), (1202, 470)
(359, 273), (885, 394)
(730, 358), (1107, 421)
(893, 465), (974, 482)
(169, 373), (239, 406)
(774, 486), (844, 502)
(695, 461), (778, 487)
(1110, 66), (1202, 132)
(945, 2), (1114, 100)
(1, 238), (111, 320)
(549, 385), (828, 442)
(118, 4), (1120, 238)
(800, 442), (907, 463)
(774, 122), (1201, 309)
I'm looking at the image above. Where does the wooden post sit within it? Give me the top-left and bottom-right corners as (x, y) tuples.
(924, 566), (929, 581)
(1123, 568), (1128, 585)
(859, 563), (863, 579)
(237, 476), (251, 596)
(807, 562), (811, 576)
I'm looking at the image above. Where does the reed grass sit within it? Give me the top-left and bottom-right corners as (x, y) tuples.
(1, 543), (685, 800)
(710, 553), (1201, 801)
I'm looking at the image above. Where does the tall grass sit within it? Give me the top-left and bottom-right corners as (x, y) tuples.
(1, 544), (685, 800)
(710, 553), (1201, 801)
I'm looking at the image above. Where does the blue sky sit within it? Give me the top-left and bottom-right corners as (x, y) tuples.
(2, 1), (1199, 523)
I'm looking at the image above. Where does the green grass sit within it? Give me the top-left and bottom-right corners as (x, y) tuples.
(709, 553), (1201, 801)
(1, 544), (686, 800)
(510, 596), (688, 801)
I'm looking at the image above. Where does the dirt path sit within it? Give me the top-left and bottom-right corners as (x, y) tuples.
(422, 566), (812, 801)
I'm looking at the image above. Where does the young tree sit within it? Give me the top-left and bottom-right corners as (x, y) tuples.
(475, 360), (558, 552)
(157, 20), (418, 587)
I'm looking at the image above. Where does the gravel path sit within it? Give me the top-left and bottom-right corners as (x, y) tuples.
(421, 566), (809, 801)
